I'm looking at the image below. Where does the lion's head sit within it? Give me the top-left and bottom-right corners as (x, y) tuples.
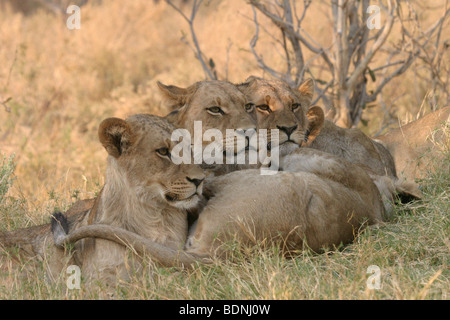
(157, 80), (257, 161)
(99, 114), (205, 210)
(237, 76), (324, 156)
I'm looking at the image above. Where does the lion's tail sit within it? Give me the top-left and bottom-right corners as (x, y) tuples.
(51, 213), (210, 268)
(0, 229), (29, 248)
(0, 230), (13, 248)
(0, 223), (51, 251)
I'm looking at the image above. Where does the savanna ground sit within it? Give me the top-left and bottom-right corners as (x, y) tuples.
(0, 0), (448, 299)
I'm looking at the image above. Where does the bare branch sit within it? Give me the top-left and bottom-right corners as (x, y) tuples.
(346, 0), (396, 93)
(311, 79), (334, 106)
(368, 52), (416, 102)
(165, 0), (190, 22)
(370, 60), (408, 73)
(368, 2), (450, 106)
(165, 0), (217, 80)
(281, 0), (305, 84)
(0, 96), (12, 113)
(249, 5), (288, 82)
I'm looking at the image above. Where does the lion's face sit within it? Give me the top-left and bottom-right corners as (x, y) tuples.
(238, 76), (323, 156)
(158, 80), (257, 157)
(99, 114), (205, 210)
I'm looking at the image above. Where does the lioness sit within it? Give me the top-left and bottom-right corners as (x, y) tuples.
(237, 76), (421, 202)
(1, 114), (205, 282)
(237, 76), (396, 176)
(158, 80), (258, 175)
(236, 76), (324, 157)
(53, 147), (385, 264)
(375, 106), (450, 183)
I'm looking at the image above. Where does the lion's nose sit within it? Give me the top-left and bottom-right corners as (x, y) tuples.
(236, 127), (257, 136)
(276, 125), (298, 137)
(186, 177), (204, 188)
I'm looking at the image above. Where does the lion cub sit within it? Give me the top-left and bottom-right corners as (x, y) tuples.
(1, 114), (205, 282)
(237, 76), (396, 176)
(237, 76), (422, 204)
(158, 80), (258, 175)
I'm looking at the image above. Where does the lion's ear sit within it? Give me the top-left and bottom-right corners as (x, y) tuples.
(98, 118), (136, 158)
(394, 179), (423, 201)
(304, 106), (324, 146)
(298, 78), (315, 105)
(244, 75), (261, 83)
(236, 75), (259, 93)
(157, 81), (192, 109)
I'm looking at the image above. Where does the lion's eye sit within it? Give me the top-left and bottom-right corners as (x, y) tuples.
(156, 147), (171, 158)
(256, 104), (271, 113)
(206, 106), (224, 115)
(292, 103), (301, 111)
(245, 103), (255, 112)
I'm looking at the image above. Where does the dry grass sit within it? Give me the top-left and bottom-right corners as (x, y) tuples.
(0, 0), (448, 300)
(0, 151), (448, 299)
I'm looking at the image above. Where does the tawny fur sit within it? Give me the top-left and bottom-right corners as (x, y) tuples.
(56, 148), (385, 265)
(181, 148), (385, 257)
(375, 106), (449, 182)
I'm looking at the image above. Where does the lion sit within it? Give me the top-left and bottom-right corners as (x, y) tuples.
(374, 106), (450, 183)
(0, 114), (205, 282)
(237, 76), (396, 175)
(52, 147), (385, 265)
(237, 76), (422, 202)
(157, 80), (258, 175)
(236, 76), (324, 157)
